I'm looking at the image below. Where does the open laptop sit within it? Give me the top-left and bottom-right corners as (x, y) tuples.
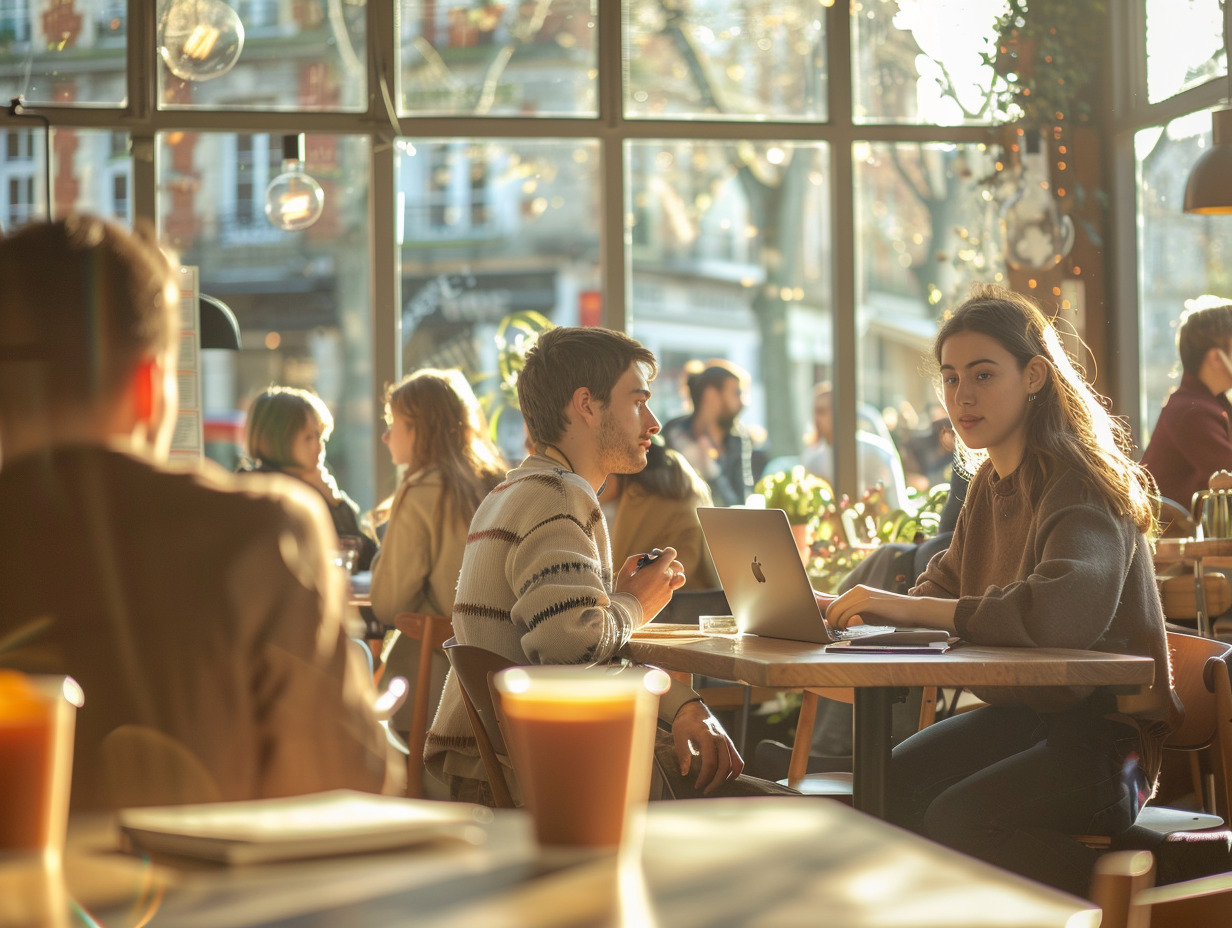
(696, 507), (951, 646)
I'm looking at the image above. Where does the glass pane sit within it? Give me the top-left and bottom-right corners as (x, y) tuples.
(158, 0), (366, 111)
(399, 1), (596, 117)
(1136, 113), (1232, 442)
(0, 127), (130, 230)
(855, 141), (1007, 499)
(852, 0), (1008, 126)
(397, 138), (601, 464)
(0, 0), (127, 105)
(626, 140), (831, 502)
(159, 132), (375, 508)
(626, 0), (826, 121)
(1146, 0), (1226, 105)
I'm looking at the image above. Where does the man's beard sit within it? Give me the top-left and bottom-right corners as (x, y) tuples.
(596, 412), (647, 475)
(717, 412), (737, 432)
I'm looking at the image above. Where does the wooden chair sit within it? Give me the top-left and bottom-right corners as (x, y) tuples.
(1092, 850), (1232, 928)
(442, 638), (517, 809)
(1158, 497), (1199, 540)
(1079, 632), (1232, 846)
(391, 612), (454, 799)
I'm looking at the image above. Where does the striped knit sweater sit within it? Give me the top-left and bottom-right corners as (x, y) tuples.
(425, 454), (699, 784)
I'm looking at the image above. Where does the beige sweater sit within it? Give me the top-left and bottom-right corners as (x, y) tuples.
(912, 461), (1182, 784)
(425, 455), (699, 784)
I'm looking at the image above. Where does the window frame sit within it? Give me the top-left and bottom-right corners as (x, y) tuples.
(0, 1), (1033, 499)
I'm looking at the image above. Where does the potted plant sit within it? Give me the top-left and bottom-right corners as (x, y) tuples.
(752, 466), (835, 563)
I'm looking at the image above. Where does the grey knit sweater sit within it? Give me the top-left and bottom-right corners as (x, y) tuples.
(425, 454), (698, 784)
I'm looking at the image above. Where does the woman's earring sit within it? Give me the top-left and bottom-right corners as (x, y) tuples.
(1028, 393), (1037, 402)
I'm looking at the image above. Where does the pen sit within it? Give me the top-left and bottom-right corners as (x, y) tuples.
(635, 548), (664, 572)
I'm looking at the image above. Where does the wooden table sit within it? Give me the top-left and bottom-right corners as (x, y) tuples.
(1154, 537), (1232, 637)
(65, 799), (1100, 928)
(626, 634), (1156, 818)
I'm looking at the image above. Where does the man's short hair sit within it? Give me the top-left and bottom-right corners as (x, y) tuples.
(684, 359), (748, 411)
(518, 326), (656, 447)
(1177, 295), (1232, 375)
(0, 215), (177, 425)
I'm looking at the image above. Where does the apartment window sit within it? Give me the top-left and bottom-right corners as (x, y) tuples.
(0, 0), (29, 44)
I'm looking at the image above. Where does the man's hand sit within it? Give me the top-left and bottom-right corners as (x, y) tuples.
(671, 700), (743, 794)
(614, 546), (686, 625)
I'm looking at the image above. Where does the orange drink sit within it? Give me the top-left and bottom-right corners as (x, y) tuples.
(0, 673), (79, 855)
(494, 666), (668, 850)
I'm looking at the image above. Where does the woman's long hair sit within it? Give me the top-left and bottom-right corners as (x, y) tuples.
(375, 369), (506, 527)
(934, 284), (1157, 535)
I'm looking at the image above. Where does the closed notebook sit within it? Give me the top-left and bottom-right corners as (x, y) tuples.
(119, 790), (490, 865)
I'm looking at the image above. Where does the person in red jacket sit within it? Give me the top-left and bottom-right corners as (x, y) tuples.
(1141, 296), (1232, 508)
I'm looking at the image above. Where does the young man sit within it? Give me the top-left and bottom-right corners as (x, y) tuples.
(425, 327), (748, 803)
(661, 360), (757, 506)
(0, 216), (397, 809)
(1141, 296), (1232, 506)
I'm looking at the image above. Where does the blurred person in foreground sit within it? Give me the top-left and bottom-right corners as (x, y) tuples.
(0, 215), (397, 810)
(1140, 295), (1232, 507)
(426, 327), (790, 804)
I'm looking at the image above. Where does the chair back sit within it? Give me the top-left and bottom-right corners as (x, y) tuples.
(442, 638), (517, 808)
(391, 612), (454, 798)
(1158, 497), (1199, 540)
(1165, 631), (1229, 750)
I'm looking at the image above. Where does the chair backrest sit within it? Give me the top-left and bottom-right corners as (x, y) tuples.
(1158, 497), (1199, 540)
(391, 612), (454, 799)
(653, 588), (731, 624)
(442, 638), (517, 808)
(1092, 849), (1232, 928)
(1165, 631), (1230, 750)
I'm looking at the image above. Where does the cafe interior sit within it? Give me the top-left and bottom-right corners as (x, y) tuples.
(5, 0), (1232, 925)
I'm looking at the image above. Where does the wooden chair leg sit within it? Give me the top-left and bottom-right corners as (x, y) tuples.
(788, 690), (820, 788)
(917, 686), (938, 730)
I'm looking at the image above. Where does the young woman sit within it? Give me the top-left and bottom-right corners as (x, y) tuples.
(242, 386), (377, 571)
(824, 285), (1181, 896)
(369, 369), (506, 741)
(600, 440), (721, 592)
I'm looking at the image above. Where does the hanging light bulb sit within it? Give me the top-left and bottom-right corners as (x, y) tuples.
(264, 135), (325, 232)
(158, 0), (245, 83)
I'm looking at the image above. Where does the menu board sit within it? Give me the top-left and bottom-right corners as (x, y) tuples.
(169, 265), (204, 466)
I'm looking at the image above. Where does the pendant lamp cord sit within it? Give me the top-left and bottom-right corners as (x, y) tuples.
(7, 97), (52, 221)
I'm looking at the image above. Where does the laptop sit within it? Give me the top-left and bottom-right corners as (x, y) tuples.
(696, 507), (951, 646)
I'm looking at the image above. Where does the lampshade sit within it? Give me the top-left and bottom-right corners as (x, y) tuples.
(1184, 108), (1232, 215)
(199, 294), (241, 350)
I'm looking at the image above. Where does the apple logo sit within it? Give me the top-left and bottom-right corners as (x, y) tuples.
(750, 556), (766, 583)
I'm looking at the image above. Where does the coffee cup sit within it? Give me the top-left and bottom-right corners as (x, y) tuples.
(493, 665), (668, 853)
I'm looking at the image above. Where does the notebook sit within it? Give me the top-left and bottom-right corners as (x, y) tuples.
(118, 790), (490, 864)
(696, 507), (951, 647)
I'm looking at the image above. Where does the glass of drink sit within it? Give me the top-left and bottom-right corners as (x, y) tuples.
(493, 665), (669, 854)
(0, 672), (82, 928)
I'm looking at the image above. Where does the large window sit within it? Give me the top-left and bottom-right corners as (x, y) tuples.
(1, 0), (1081, 512)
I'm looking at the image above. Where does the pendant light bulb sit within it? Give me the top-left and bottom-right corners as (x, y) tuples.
(158, 0), (245, 82)
(264, 135), (325, 232)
